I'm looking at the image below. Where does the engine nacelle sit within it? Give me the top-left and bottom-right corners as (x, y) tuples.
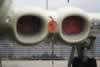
(10, 7), (49, 45)
(0, 0), (12, 32)
(57, 7), (92, 44)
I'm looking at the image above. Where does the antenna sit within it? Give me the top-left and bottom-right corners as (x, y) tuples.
(67, 0), (70, 6)
(67, 0), (70, 3)
(46, 0), (48, 9)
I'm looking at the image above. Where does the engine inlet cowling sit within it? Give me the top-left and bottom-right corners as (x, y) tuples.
(12, 8), (49, 45)
(57, 7), (91, 44)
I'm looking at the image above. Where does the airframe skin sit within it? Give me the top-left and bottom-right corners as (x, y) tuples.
(0, 0), (100, 46)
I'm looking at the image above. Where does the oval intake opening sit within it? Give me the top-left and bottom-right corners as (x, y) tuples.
(62, 16), (86, 35)
(17, 15), (43, 36)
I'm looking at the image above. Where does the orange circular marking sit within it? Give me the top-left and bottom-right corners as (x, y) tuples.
(48, 20), (57, 33)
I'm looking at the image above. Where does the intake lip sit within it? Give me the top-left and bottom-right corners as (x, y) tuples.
(57, 7), (91, 44)
(12, 7), (49, 45)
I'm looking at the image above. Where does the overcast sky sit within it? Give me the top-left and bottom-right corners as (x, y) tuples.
(13, 0), (100, 12)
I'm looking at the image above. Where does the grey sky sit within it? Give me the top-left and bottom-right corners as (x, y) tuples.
(13, 0), (100, 12)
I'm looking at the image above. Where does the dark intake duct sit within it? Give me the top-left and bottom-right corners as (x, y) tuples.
(62, 16), (85, 35)
(17, 15), (43, 36)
